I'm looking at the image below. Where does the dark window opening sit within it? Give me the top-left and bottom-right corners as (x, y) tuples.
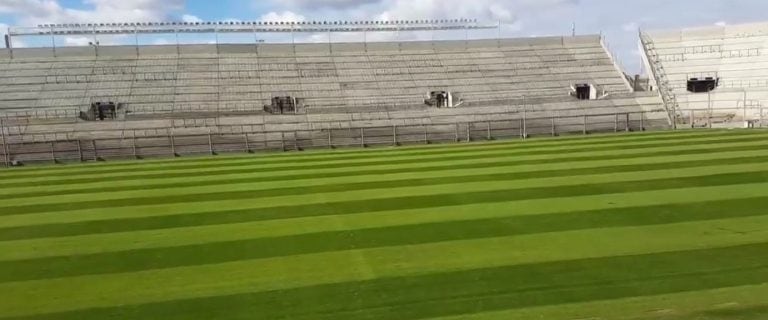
(687, 77), (719, 93)
(265, 96), (297, 114)
(574, 84), (594, 100)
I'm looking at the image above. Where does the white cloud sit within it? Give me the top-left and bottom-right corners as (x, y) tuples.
(0, 0), (187, 47)
(182, 14), (203, 23)
(714, 21), (727, 27)
(64, 36), (92, 46)
(277, 0), (379, 10)
(622, 22), (638, 32)
(0, 0), (184, 26)
(269, 0), (576, 24)
(260, 11), (306, 22)
(374, 0), (518, 23)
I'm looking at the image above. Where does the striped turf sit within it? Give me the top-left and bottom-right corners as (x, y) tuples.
(1, 129), (767, 319)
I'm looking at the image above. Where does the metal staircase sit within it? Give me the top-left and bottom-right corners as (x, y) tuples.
(640, 31), (679, 129)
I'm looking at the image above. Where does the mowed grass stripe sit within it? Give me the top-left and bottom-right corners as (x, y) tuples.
(1, 218), (767, 319)
(11, 243), (768, 320)
(1, 130), (765, 319)
(6, 147), (768, 199)
(422, 284), (768, 320)
(4, 182), (768, 240)
(1, 197), (767, 281)
(1, 131), (765, 187)
(0, 129), (745, 178)
(4, 148), (768, 207)
(1, 162), (767, 215)
(3, 138), (767, 192)
(7, 254), (768, 320)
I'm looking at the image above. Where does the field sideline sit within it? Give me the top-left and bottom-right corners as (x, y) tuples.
(1, 129), (768, 319)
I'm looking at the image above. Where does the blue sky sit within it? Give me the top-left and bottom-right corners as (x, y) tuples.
(1, 0), (767, 74)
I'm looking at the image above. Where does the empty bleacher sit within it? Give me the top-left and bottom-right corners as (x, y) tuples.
(0, 36), (645, 118)
(642, 22), (768, 127)
(0, 35), (668, 163)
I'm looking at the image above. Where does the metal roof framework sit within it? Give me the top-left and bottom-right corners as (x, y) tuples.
(8, 19), (497, 40)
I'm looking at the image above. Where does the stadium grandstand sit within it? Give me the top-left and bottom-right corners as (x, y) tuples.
(0, 20), (668, 164)
(641, 21), (768, 129)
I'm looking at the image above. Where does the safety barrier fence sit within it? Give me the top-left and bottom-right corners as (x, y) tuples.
(0, 110), (669, 167)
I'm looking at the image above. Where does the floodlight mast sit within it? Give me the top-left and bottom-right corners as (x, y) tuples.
(8, 19), (497, 37)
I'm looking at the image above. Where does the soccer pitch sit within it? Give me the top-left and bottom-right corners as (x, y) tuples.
(1, 129), (768, 320)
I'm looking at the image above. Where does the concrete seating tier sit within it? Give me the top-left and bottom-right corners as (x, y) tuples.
(643, 22), (768, 120)
(0, 35), (632, 116)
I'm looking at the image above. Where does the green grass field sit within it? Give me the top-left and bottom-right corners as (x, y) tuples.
(1, 129), (768, 320)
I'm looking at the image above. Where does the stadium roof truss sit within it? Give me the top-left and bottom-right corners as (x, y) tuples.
(9, 19), (497, 37)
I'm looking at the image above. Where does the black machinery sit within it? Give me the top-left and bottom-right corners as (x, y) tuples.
(687, 77), (719, 93)
(80, 102), (124, 121)
(573, 84), (595, 100)
(425, 91), (454, 108)
(265, 96), (297, 114)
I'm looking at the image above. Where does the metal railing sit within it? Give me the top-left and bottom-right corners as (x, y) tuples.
(675, 106), (765, 129)
(1, 110), (667, 167)
(640, 31), (679, 128)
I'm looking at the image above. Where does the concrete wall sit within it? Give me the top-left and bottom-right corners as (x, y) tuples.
(2, 35), (605, 60)
(644, 21), (768, 119)
(648, 22), (768, 42)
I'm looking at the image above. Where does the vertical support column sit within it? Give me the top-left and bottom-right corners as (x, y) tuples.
(6, 27), (14, 60)
(134, 26), (140, 57)
(672, 109), (678, 130)
(51, 26), (57, 57)
(170, 130), (176, 157)
(0, 120), (8, 168)
(280, 132), (286, 152)
(424, 125), (429, 144)
(464, 27), (470, 51)
(328, 129), (333, 149)
(92, 25), (99, 57)
(760, 105), (764, 128)
(1, 143), (7, 168)
(214, 26), (220, 55)
(4, 142), (10, 167)
(551, 116), (557, 137)
(583, 114), (588, 135)
(708, 91), (713, 129)
(690, 110), (695, 129)
(614, 113), (619, 132)
(641, 112), (646, 131)
(360, 127), (366, 148)
(208, 132), (214, 155)
(175, 28), (181, 56)
(50, 142), (56, 164)
(744, 90), (748, 125)
(497, 20), (502, 48)
(487, 121), (492, 140)
(132, 131), (138, 159)
(392, 125), (398, 146)
(294, 131), (300, 151)
(466, 123), (471, 142)
(76, 140), (83, 162)
(625, 113), (631, 132)
(253, 24), (259, 55)
(454, 123), (460, 143)
(92, 140), (98, 161)
(244, 133), (250, 153)
(522, 106), (527, 139)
